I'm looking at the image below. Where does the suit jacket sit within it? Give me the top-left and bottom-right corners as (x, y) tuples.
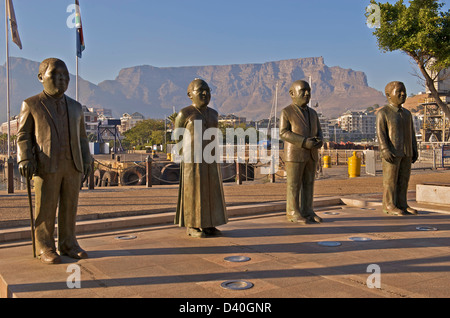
(17, 91), (92, 175)
(376, 104), (418, 158)
(280, 104), (323, 162)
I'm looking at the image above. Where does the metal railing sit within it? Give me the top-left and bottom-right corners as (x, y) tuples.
(364, 147), (450, 176)
(3, 144), (450, 191)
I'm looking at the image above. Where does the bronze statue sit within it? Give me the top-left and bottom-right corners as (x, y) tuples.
(174, 79), (227, 237)
(17, 58), (92, 264)
(280, 80), (323, 224)
(376, 81), (418, 215)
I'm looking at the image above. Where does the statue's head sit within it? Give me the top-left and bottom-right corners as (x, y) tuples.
(187, 78), (211, 108)
(289, 80), (311, 107)
(38, 58), (69, 98)
(385, 81), (406, 107)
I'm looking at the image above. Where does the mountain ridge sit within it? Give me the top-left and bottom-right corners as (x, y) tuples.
(0, 56), (387, 124)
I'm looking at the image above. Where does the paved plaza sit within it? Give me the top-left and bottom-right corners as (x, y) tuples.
(1, 198), (449, 299)
(0, 168), (449, 299)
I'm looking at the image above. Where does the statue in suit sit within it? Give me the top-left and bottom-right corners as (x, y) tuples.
(376, 81), (418, 216)
(280, 80), (323, 224)
(17, 58), (92, 264)
(174, 79), (227, 238)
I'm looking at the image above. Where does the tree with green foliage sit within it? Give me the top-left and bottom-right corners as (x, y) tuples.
(167, 112), (178, 128)
(368, 0), (450, 116)
(122, 119), (165, 149)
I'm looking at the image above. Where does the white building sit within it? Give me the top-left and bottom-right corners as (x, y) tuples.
(413, 114), (423, 134)
(88, 107), (113, 118)
(119, 112), (145, 133)
(337, 110), (376, 141)
(83, 106), (98, 136)
(0, 116), (19, 136)
(218, 114), (247, 126)
(317, 113), (330, 140)
(427, 65), (450, 95)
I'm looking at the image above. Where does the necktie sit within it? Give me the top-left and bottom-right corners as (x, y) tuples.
(55, 99), (65, 116)
(300, 106), (311, 135)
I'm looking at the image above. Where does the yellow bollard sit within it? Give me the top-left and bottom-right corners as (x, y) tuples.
(323, 155), (331, 168)
(167, 153), (172, 161)
(348, 151), (361, 178)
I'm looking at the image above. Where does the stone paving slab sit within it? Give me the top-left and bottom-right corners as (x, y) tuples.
(1, 202), (449, 299)
(0, 197), (343, 243)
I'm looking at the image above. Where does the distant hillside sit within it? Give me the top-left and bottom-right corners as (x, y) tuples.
(374, 93), (430, 115)
(403, 93), (430, 114)
(0, 57), (97, 123)
(0, 56), (387, 124)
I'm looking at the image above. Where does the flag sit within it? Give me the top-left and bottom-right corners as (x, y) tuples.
(6, 0), (22, 49)
(75, 0), (85, 58)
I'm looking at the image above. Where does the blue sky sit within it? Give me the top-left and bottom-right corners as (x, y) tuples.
(1, 0), (448, 95)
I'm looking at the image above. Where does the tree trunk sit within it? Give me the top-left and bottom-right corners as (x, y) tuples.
(415, 57), (450, 118)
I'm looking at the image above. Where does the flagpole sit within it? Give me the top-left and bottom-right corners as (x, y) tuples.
(76, 56), (79, 101)
(5, 0), (14, 194)
(75, 0), (83, 102)
(5, 0), (10, 158)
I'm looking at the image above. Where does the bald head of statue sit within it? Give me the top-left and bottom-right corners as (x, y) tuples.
(385, 81), (406, 108)
(38, 58), (70, 99)
(187, 78), (211, 109)
(289, 80), (311, 108)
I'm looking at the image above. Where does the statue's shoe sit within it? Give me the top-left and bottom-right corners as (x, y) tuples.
(187, 227), (206, 238)
(403, 206), (418, 215)
(61, 246), (88, 259)
(38, 249), (61, 264)
(308, 212), (323, 223)
(203, 227), (222, 237)
(384, 205), (405, 216)
(287, 213), (308, 224)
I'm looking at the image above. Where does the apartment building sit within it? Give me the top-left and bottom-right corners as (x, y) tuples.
(337, 110), (376, 141)
(119, 112), (145, 133)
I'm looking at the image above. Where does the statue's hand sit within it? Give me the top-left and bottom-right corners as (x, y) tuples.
(381, 149), (395, 164)
(313, 138), (323, 149)
(303, 137), (317, 150)
(19, 160), (36, 180)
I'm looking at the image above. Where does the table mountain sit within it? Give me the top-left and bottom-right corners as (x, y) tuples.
(0, 56), (387, 124)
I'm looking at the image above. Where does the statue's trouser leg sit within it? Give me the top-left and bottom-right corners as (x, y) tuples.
(396, 156), (412, 210)
(34, 174), (59, 256)
(286, 159), (315, 217)
(300, 158), (316, 217)
(382, 157), (401, 211)
(286, 161), (301, 217)
(33, 158), (82, 255)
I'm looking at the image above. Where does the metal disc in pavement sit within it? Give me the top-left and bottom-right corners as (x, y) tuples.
(221, 280), (254, 290)
(224, 256), (251, 263)
(416, 226), (438, 231)
(115, 235), (137, 240)
(349, 237), (372, 242)
(318, 241), (341, 247)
